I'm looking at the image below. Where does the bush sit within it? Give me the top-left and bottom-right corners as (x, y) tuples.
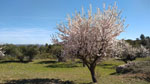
(117, 61), (150, 82)
(25, 45), (39, 62)
(116, 61), (150, 74)
(51, 45), (66, 62)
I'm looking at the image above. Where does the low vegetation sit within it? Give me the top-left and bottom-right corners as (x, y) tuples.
(0, 44), (61, 62)
(0, 57), (150, 84)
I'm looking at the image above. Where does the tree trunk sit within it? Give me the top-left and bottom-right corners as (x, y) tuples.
(58, 56), (66, 62)
(89, 66), (97, 83)
(122, 59), (127, 64)
(28, 56), (33, 62)
(19, 58), (24, 62)
(83, 63), (86, 67)
(18, 56), (24, 62)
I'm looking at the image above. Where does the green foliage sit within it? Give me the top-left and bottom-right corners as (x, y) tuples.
(3, 44), (18, 57)
(126, 34), (150, 49)
(50, 44), (65, 62)
(1, 44), (65, 62)
(25, 45), (39, 62)
(3, 44), (24, 61)
(15, 47), (24, 62)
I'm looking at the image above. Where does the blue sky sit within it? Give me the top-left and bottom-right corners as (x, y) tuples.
(0, 0), (150, 44)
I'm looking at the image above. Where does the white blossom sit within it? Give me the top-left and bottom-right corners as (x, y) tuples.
(0, 48), (5, 57)
(52, 3), (126, 83)
(112, 40), (150, 60)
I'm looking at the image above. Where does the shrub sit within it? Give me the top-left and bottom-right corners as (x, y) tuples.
(116, 61), (150, 74)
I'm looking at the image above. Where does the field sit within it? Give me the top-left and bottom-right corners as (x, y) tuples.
(0, 58), (150, 84)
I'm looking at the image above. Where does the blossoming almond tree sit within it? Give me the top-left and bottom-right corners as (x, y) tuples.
(0, 48), (5, 57)
(53, 3), (127, 83)
(137, 45), (150, 58)
(112, 40), (150, 63)
(112, 40), (138, 63)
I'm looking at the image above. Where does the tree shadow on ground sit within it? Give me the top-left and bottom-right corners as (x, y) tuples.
(80, 82), (93, 84)
(36, 60), (57, 64)
(4, 78), (75, 84)
(109, 72), (120, 75)
(46, 63), (79, 68)
(98, 64), (118, 69)
(0, 60), (29, 64)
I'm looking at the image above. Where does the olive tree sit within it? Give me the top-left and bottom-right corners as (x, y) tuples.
(53, 3), (126, 83)
(51, 44), (66, 62)
(26, 45), (39, 62)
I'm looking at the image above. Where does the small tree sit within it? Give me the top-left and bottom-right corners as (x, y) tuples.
(3, 44), (24, 61)
(26, 45), (39, 62)
(53, 3), (126, 83)
(15, 48), (24, 62)
(113, 40), (150, 63)
(113, 40), (138, 63)
(39, 46), (46, 54)
(3, 44), (17, 57)
(51, 44), (65, 62)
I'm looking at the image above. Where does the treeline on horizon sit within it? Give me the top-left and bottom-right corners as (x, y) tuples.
(0, 43), (62, 62)
(126, 34), (150, 48)
(0, 34), (150, 62)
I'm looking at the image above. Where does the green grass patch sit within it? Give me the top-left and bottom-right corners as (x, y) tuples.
(0, 58), (149, 84)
